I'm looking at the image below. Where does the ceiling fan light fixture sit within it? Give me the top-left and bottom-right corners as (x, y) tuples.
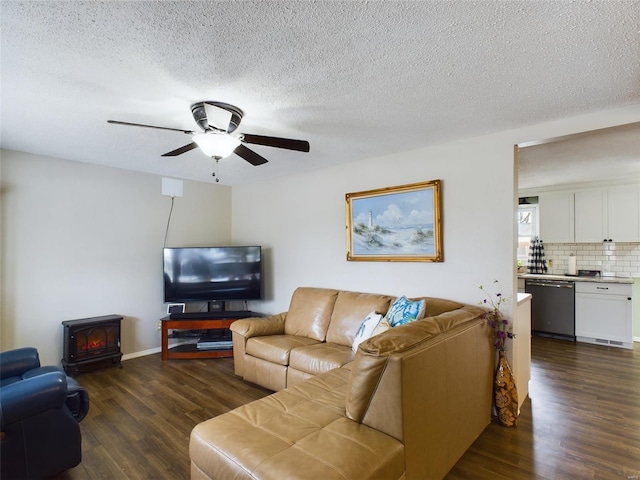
(109, 100), (309, 167)
(193, 133), (241, 159)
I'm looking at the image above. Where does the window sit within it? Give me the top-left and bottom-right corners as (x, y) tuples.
(518, 203), (539, 264)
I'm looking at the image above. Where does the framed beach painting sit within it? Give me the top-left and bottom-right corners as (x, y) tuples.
(346, 180), (443, 262)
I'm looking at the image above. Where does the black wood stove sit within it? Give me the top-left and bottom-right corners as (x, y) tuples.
(62, 314), (123, 375)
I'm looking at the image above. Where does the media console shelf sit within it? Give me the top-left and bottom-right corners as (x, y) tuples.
(161, 315), (243, 361)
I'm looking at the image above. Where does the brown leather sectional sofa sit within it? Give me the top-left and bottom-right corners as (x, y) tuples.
(190, 287), (494, 480)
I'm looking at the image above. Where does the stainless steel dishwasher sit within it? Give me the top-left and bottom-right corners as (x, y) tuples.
(525, 279), (575, 340)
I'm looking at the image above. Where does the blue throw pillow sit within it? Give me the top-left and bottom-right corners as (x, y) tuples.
(385, 296), (426, 327)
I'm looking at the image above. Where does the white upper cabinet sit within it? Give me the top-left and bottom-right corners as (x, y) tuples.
(539, 192), (574, 243)
(608, 186), (640, 242)
(574, 190), (607, 242)
(575, 186), (640, 243)
(528, 183), (640, 244)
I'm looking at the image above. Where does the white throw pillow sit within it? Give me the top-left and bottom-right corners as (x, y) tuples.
(371, 317), (391, 337)
(352, 312), (383, 352)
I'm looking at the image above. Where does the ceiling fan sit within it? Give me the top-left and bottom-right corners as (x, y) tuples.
(108, 101), (310, 176)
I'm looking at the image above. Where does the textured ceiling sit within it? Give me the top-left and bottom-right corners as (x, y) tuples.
(1, 1), (639, 186)
(518, 122), (640, 191)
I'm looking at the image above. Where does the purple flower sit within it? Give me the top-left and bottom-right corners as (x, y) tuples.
(479, 281), (515, 351)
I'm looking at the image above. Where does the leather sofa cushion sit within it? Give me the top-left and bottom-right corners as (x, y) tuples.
(325, 291), (393, 346)
(431, 306), (484, 331)
(289, 343), (355, 375)
(360, 305), (484, 356)
(284, 287), (339, 341)
(421, 297), (464, 317)
(243, 356), (288, 392)
(345, 305), (485, 423)
(286, 367), (314, 388)
(190, 368), (404, 480)
(246, 335), (320, 366)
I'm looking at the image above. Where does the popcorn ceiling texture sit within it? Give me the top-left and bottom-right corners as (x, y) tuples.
(544, 243), (640, 278)
(1, 1), (640, 185)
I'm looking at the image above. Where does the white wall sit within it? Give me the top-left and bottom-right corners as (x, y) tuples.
(233, 136), (515, 314)
(2, 105), (638, 366)
(232, 105), (640, 320)
(0, 150), (231, 365)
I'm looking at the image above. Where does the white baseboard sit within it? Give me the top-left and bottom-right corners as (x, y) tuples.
(122, 347), (161, 361)
(634, 336), (640, 343)
(121, 340), (195, 361)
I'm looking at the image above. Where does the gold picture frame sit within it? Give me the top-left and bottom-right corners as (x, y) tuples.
(346, 180), (443, 262)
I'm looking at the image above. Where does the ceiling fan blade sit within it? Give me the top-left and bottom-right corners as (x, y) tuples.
(107, 120), (195, 134)
(161, 142), (198, 157)
(234, 144), (269, 166)
(241, 133), (310, 152)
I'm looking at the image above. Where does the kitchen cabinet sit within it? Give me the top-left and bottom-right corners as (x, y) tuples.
(575, 282), (633, 349)
(539, 192), (574, 243)
(575, 186), (640, 243)
(608, 186), (640, 242)
(574, 190), (606, 242)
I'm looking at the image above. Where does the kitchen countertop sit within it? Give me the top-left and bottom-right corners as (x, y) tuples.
(517, 292), (532, 304)
(518, 273), (634, 284)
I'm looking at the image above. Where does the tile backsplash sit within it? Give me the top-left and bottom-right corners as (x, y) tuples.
(543, 243), (640, 277)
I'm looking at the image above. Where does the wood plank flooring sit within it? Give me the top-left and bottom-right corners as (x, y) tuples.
(53, 337), (640, 480)
(447, 337), (640, 480)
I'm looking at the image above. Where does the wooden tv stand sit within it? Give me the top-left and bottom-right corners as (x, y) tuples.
(160, 316), (239, 361)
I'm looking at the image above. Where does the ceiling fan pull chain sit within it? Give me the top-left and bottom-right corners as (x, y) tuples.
(212, 158), (220, 183)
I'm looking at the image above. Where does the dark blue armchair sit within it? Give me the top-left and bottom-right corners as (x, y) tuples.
(1, 347), (89, 479)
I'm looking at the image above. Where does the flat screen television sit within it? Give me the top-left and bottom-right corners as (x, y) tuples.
(163, 246), (262, 302)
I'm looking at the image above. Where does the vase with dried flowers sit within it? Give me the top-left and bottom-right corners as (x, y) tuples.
(479, 280), (518, 427)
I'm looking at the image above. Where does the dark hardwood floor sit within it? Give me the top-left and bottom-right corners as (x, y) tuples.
(448, 337), (640, 480)
(54, 337), (640, 480)
(54, 355), (271, 480)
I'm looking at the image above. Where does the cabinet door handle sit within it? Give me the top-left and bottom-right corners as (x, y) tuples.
(596, 287), (609, 290)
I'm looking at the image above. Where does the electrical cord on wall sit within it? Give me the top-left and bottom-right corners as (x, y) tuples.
(163, 196), (175, 248)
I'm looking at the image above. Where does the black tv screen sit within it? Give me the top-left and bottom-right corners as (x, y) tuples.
(163, 246), (262, 302)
